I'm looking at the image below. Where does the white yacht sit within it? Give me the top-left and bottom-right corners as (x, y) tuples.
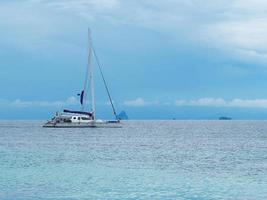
(43, 30), (121, 128)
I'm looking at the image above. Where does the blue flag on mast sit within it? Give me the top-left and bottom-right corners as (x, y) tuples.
(77, 90), (84, 105)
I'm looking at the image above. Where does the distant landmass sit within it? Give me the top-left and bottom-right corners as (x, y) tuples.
(219, 116), (232, 120)
(117, 111), (129, 120)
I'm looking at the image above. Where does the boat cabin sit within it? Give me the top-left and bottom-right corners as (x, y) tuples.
(52, 114), (93, 123)
(70, 115), (92, 123)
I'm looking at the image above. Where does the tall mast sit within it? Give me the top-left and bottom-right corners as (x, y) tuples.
(88, 29), (96, 119)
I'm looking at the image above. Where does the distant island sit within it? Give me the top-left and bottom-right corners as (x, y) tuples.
(219, 117), (232, 120)
(117, 111), (129, 120)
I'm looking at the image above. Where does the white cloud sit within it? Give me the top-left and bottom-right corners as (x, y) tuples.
(35, 0), (267, 62)
(28, 0), (120, 22)
(2, 0), (267, 62)
(123, 97), (267, 108)
(0, 1), (85, 54)
(124, 98), (147, 107)
(3, 96), (79, 108)
(229, 99), (267, 108)
(2, 96), (267, 109)
(123, 97), (158, 107)
(46, 0), (119, 11)
(200, 18), (267, 62)
(175, 98), (227, 107)
(175, 98), (267, 108)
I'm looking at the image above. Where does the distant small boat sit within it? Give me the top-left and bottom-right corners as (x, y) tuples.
(43, 29), (121, 128)
(219, 117), (232, 120)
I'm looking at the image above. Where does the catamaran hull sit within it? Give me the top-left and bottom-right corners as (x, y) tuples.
(43, 121), (122, 128)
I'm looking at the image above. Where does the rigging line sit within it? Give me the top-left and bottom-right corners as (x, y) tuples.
(92, 46), (118, 119)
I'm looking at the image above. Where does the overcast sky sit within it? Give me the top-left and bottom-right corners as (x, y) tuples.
(2, 0), (267, 119)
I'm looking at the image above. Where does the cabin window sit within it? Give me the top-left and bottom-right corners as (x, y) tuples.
(78, 117), (81, 120)
(64, 119), (71, 123)
(73, 117), (76, 120)
(81, 117), (90, 120)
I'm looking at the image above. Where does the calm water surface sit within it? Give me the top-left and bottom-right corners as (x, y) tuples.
(0, 120), (266, 200)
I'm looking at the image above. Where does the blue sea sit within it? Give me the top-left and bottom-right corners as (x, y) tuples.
(0, 120), (266, 200)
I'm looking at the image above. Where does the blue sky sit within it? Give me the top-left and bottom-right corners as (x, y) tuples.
(2, 0), (267, 119)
